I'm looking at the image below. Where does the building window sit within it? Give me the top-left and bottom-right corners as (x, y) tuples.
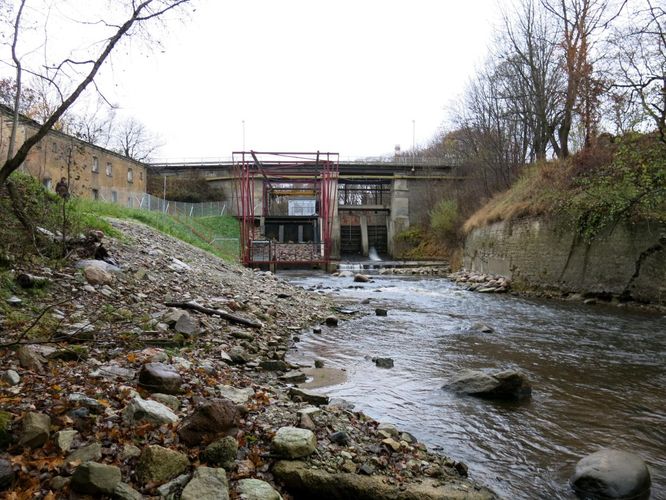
(92, 157), (99, 173)
(139, 170), (144, 181)
(43, 178), (52, 190)
(127, 168), (133, 183)
(92, 188), (99, 200)
(106, 162), (113, 177)
(111, 190), (117, 203)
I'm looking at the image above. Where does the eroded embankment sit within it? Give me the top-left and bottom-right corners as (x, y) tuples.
(0, 219), (494, 499)
(463, 217), (666, 306)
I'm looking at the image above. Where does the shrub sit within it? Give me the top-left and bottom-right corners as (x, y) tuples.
(430, 199), (460, 243)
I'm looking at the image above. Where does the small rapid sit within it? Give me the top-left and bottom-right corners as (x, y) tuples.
(283, 272), (666, 499)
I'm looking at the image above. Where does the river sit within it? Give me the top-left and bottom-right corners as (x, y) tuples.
(282, 271), (666, 499)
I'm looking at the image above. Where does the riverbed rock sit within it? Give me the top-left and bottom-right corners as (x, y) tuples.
(272, 427), (317, 458)
(375, 308), (388, 316)
(66, 442), (102, 464)
(288, 387), (330, 406)
(178, 398), (240, 446)
(113, 482), (143, 500)
(201, 436), (238, 469)
(17, 345), (46, 373)
(1, 370), (20, 386)
(70, 462), (121, 495)
(123, 396), (179, 425)
(325, 316), (339, 326)
(217, 385), (255, 404)
(354, 273), (370, 283)
(443, 369), (532, 400)
(237, 478), (283, 500)
(137, 444), (190, 484)
(570, 449), (651, 499)
(279, 370), (307, 383)
(55, 429), (78, 453)
(175, 312), (199, 336)
(0, 459), (15, 490)
(138, 362), (182, 394)
(273, 460), (496, 500)
(181, 466), (229, 500)
(19, 412), (50, 448)
(372, 357), (394, 369)
(83, 265), (114, 285)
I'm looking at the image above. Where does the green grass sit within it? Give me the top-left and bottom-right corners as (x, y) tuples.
(73, 199), (240, 262)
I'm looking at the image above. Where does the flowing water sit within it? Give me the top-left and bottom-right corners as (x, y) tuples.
(283, 271), (666, 499)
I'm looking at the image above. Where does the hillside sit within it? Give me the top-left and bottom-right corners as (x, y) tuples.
(463, 134), (666, 241)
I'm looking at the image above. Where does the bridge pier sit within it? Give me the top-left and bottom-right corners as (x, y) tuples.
(388, 178), (410, 256)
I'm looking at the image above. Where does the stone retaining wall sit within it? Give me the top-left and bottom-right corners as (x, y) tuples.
(463, 217), (666, 304)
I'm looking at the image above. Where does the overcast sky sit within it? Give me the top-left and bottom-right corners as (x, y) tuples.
(6, 0), (502, 161)
(108, 0), (503, 161)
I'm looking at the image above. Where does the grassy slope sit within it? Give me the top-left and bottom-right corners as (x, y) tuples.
(74, 199), (240, 261)
(463, 134), (666, 240)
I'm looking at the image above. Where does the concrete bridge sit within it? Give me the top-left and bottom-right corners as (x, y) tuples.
(149, 153), (464, 267)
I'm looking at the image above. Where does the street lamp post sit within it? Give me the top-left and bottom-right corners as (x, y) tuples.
(242, 120), (246, 151)
(411, 120), (416, 172)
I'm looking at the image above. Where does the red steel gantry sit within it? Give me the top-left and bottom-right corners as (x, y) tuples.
(232, 151), (339, 269)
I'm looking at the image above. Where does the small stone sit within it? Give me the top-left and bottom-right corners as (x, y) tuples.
(298, 412), (316, 431)
(330, 431), (350, 445)
(218, 385), (255, 404)
(54, 429), (78, 453)
(6, 296), (22, 306)
(237, 478), (283, 500)
(175, 312), (199, 336)
(288, 387), (330, 405)
(377, 423), (399, 437)
(120, 443), (141, 460)
(228, 346), (250, 365)
(325, 316), (338, 326)
(113, 482), (143, 500)
(157, 473), (190, 498)
(271, 427), (317, 458)
(123, 396), (179, 425)
(314, 359), (325, 368)
(17, 346), (45, 373)
(312, 327), (322, 334)
(181, 466), (229, 500)
(150, 393), (181, 411)
(260, 359), (288, 371)
(1, 370), (19, 386)
(372, 357), (394, 369)
(201, 436), (238, 469)
(138, 362), (182, 394)
(375, 308), (388, 316)
(354, 274), (370, 283)
(83, 266), (113, 285)
(71, 462), (121, 495)
(66, 442), (102, 464)
(0, 459), (15, 490)
(137, 445), (190, 484)
(178, 398), (240, 446)
(49, 475), (69, 490)
(19, 412), (50, 448)
(90, 364), (136, 381)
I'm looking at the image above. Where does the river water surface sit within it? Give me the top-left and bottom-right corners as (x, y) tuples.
(283, 271), (666, 499)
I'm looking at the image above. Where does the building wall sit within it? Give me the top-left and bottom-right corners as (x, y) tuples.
(0, 107), (148, 200)
(464, 217), (666, 304)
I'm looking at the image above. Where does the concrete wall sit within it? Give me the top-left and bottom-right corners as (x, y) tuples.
(0, 107), (147, 199)
(464, 217), (666, 304)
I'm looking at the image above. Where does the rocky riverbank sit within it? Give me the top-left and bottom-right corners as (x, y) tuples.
(0, 219), (495, 499)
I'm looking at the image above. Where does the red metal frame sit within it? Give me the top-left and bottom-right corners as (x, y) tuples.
(232, 151), (339, 268)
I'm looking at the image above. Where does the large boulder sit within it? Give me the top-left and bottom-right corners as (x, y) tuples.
(70, 462), (121, 495)
(271, 427), (317, 459)
(181, 466), (229, 500)
(570, 449), (651, 499)
(443, 369), (532, 400)
(273, 461), (496, 500)
(178, 399), (240, 446)
(138, 362), (182, 394)
(136, 445), (189, 485)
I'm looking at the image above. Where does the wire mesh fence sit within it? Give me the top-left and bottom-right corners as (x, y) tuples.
(92, 188), (229, 217)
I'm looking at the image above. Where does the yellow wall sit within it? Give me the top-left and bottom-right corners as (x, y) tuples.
(0, 108), (148, 201)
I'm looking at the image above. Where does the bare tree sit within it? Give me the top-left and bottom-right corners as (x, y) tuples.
(113, 116), (162, 161)
(612, 0), (666, 142)
(0, 0), (193, 187)
(540, 0), (627, 156)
